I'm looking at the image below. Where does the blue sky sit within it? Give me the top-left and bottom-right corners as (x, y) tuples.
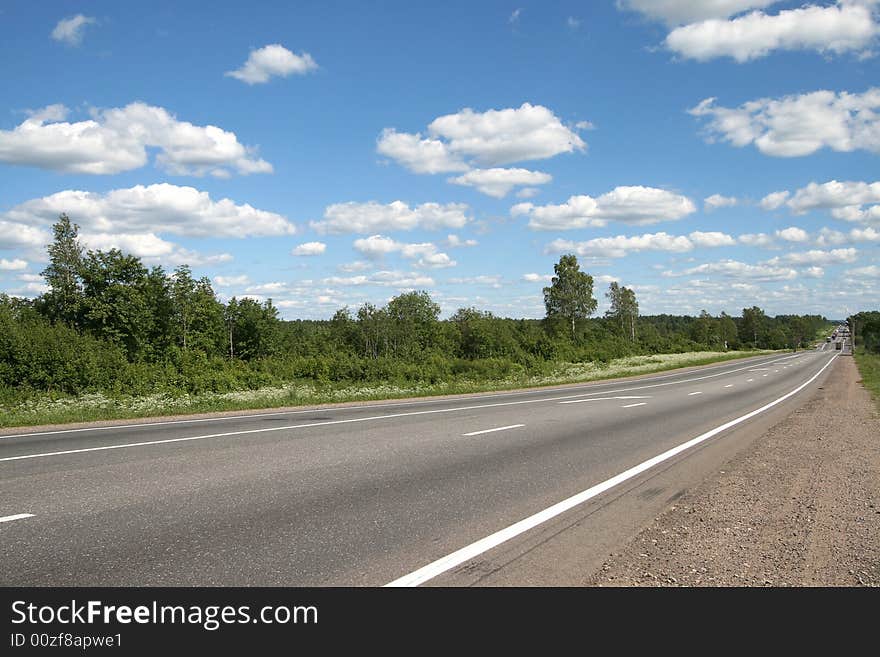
(1, 1), (878, 320)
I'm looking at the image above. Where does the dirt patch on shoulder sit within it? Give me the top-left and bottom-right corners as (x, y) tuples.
(583, 356), (880, 587)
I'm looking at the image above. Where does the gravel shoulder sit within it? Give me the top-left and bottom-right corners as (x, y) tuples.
(583, 355), (880, 587)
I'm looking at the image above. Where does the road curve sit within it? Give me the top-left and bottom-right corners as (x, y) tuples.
(0, 351), (839, 586)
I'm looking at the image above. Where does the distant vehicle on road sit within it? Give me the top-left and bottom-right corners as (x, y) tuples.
(826, 337), (832, 342)
(835, 341), (842, 350)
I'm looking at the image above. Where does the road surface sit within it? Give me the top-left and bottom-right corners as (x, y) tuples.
(0, 350), (839, 586)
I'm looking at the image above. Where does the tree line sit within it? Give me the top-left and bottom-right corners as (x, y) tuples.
(0, 214), (837, 400)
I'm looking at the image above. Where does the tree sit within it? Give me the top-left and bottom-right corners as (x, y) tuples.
(385, 291), (440, 359)
(718, 312), (738, 350)
(40, 213), (85, 328)
(605, 282), (639, 341)
(741, 306), (767, 349)
(692, 310), (718, 347)
(79, 248), (154, 359)
(543, 254), (597, 339)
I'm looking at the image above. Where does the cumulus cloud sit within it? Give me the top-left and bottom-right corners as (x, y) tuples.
(375, 130), (468, 174)
(214, 275), (251, 287)
(0, 258), (28, 271)
(766, 248), (858, 266)
(760, 190), (790, 209)
(4, 183), (295, 239)
(738, 232), (775, 247)
(225, 44), (318, 84)
(618, 0), (777, 25)
(816, 226), (880, 246)
(353, 235), (456, 268)
(665, 259), (798, 281)
(80, 232), (233, 267)
(0, 220), (51, 251)
(544, 230), (733, 257)
(311, 200), (469, 234)
(763, 180), (880, 224)
(513, 186), (696, 230)
(775, 226), (809, 242)
(666, 2), (879, 62)
(704, 193), (738, 210)
(291, 241), (327, 256)
(446, 275), (503, 288)
(337, 261), (373, 273)
(0, 102), (273, 176)
(378, 103), (586, 175)
(448, 168), (552, 198)
(444, 234), (478, 248)
(522, 272), (553, 283)
(51, 14), (96, 46)
(322, 270), (435, 288)
(847, 264), (880, 277)
(689, 88), (880, 157)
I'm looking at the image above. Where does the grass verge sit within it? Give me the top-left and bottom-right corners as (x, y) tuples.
(0, 349), (778, 429)
(853, 349), (880, 411)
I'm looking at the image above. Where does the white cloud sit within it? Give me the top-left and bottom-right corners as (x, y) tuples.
(448, 168), (552, 198)
(775, 226), (809, 242)
(378, 103), (586, 173)
(0, 221), (51, 251)
(445, 234), (478, 248)
(245, 282), (288, 295)
(666, 2), (879, 62)
(704, 193), (738, 210)
(689, 88), (880, 157)
(214, 275), (250, 287)
(51, 14), (96, 46)
(446, 275), (503, 288)
(760, 190), (790, 209)
(738, 232), (774, 247)
(544, 231), (727, 258)
(353, 235), (456, 269)
(375, 130), (468, 174)
(767, 248), (858, 266)
(667, 259), (799, 281)
(515, 187), (541, 199)
(322, 270), (435, 288)
(0, 258), (28, 271)
(803, 266), (825, 278)
(80, 232), (233, 267)
(689, 230), (737, 247)
(567, 16), (582, 29)
(618, 0), (777, 25)
(0, 102), (273, 176)
(816, 226), (880, 245)
(291, 241), (327, 256)
(510, 9), (522, 24)
(311, 200), (469, 234)
(762, 180), (880, 225)
(847, 264), (880, 277)
(522, 273), (553, 283)
(225, 44), (318, 84)
(515, 186), (696, 230)
(4, 183), (295, 239)
(337, 261), (373, 273)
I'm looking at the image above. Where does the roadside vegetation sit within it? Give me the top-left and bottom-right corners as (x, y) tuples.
(850, 311), (880, 411)
(0, 214), (837, 428)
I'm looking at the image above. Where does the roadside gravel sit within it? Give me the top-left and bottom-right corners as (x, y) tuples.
(583, 355), (880, 587)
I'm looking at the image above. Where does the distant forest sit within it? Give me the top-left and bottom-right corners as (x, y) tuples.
(2, 214), (867, 401)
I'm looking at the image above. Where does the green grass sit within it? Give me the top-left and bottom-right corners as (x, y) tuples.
(853, 349), (880, 411)
(0, 349), (779, 429)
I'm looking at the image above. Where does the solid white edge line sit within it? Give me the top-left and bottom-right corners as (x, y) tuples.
(384, 353), (839, 587)
(687, 392), (702, 396)
(724, 385), (734, 388)
(462, 424), (525, 437)
(0, 353), (801, 440)
(558, 395), (650, 405)
(0, 513), (34, 523)
(620, 403), (647, 408)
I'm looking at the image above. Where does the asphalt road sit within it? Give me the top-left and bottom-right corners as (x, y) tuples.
(0, 350), (839, 586)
